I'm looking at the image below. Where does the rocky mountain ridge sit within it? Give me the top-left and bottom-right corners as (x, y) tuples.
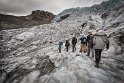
(0, 10), (55, 30)
(54, 0), (124, 22)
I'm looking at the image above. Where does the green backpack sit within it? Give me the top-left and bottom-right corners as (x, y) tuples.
(89, 35), (93, 44)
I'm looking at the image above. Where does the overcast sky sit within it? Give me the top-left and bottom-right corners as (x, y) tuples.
(0, 0), (108, 16)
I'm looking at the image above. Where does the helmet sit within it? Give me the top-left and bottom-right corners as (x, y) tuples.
(88, 30), (92, 34)
(96, 28), (100, 31)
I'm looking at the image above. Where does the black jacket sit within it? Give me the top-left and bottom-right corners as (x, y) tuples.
(72, 37), (77, 45)
(87, 35), (90, 43)
(65, 40), (70, 47)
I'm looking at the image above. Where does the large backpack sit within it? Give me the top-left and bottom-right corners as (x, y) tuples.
(82, 36), (87, 43)
(89, 35), (93, 44)
(59, 41), (63, 46)
(65, 41), (70, 46)
(72, 37), (77, 44)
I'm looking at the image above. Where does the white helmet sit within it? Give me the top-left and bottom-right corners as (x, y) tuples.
(96, 28), (100, 31)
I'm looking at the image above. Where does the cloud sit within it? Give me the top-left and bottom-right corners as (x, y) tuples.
(0, 0), (108, 16)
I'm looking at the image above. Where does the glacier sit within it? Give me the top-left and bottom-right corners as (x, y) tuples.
(0, 0), (124, 83)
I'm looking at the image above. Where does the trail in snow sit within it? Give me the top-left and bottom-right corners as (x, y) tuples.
(20, 38), (120, 83)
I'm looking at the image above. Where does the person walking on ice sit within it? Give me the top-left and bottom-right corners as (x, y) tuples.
(93, 28), (109, 68)
(71, 35), (77, 52)
(86, 31), (94, 57)
(58, 40), (63, 53)
(65, 40), (70, 52)
(80, 34), (87, 53)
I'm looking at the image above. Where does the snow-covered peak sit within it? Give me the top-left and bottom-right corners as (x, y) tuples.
(53, 0), (124, 22)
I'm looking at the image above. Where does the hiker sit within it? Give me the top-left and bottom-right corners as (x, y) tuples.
(86, 31), (94, 57)
(80, 35), (87, 53)
(71, 36), (77, 52)
(93, 28), (109, 68)
(58, 41), (63, 53)
(65, 40), (70, 52)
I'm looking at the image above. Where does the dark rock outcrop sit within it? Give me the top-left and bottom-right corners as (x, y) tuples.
(0, 10), (55, 30)
(56, 14), (70, 22)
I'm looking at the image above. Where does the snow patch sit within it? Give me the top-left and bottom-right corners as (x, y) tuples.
(15, 32), (35, 40)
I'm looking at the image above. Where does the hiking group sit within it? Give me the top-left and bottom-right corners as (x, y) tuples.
(58, 28), (109, 68)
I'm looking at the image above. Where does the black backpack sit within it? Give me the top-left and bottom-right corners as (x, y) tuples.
(72, 37), (77, 44)
(65, 41), (70, 46)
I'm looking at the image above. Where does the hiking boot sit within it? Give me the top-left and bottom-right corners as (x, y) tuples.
(95, 64), (99, 68)
(86, 54), (89, 56)
(79, 51), (82, 52)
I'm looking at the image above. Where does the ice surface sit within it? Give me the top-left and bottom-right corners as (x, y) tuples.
(0, 2), (124, 83)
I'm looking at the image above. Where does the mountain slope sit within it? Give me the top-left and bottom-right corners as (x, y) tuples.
(53, 0), (124, 22)
(0, 0), (124, 83)
(0, 10), (55, 30)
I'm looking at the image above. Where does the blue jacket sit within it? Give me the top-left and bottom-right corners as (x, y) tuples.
(58, 41), (63, 49)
